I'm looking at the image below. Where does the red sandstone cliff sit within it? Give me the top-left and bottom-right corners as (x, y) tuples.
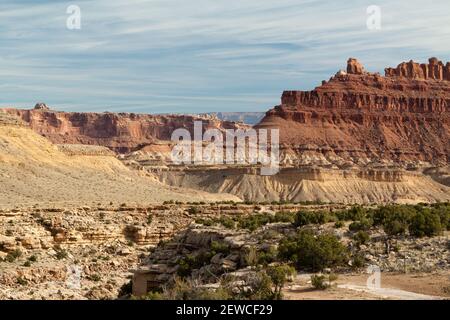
(256, 58), (450, 166)
(2, 107), (248, 153)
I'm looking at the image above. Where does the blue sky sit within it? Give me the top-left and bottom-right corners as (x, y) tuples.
(0, 0), (449, 113)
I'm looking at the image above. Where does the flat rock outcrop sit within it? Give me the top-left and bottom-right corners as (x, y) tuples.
(257, 58), (450, 167)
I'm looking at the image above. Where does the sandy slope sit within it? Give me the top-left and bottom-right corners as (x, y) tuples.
(0, 125), (239, 209)
(157, 167), (450, 204)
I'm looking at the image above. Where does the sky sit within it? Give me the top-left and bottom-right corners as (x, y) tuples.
(0, 0), (449, 114)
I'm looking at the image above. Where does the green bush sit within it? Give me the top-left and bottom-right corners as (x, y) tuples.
(274, 212), (295, 224)
(278, 230), (349, 272)
(242, 271), (275, 300)
(266, 265), (296, 300)
(311, 275), (328, 290)
(351, 254), (365, 269)
(187, 207), (200, 214)
(177, 241), (230, 277)
(5, 249), (22, 262)
(176, 250), (215, 277)
(89, 274), (101, 282)
(353, 231), (370, 246)
(294, 210), (332, 227)
(349, 218), (373, 232)
(335, 206), (367, 221)
(257, 247), (278, 266)
(55, 249), (68, 260)
(238, 214), (272, 231)
(334, 221), (344, 229)
(160, 277), (231, 300)
(218, 217), (235, 229)
(17, 277), (28, 286)
(431, 203), (450, 230)
(409, 210), (442, 237)
(210, 241), (230, 256)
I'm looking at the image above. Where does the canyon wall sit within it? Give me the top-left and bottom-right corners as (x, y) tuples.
(2, 107), (248, 153)
(256, 58), (450, 167)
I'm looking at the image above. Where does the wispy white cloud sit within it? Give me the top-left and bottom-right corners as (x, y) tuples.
(0, 0), (449, 113)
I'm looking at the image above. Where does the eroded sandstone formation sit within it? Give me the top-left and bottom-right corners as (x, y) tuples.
(385, 57), (450, 81)
(257, 58), (450, 166)
(2, 108), (248, 153)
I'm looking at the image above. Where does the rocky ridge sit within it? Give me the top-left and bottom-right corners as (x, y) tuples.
(257, 58), (450, 167)
(2, 107), (249, 154)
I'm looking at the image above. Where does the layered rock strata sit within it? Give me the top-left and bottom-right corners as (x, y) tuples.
(256, 58), (450, 167)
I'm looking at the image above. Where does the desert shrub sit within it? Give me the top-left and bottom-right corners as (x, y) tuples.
(349, 218), (373, 232)
(118, 280), (133, 298)
(294, 210), (332, 227)
(274, 212), (295, 224)
(238, 214), (272, 231)
(240, 271), (275, 300)
(28, 255), (37, 262)
(176, 251), (214, 277)
(187, 207), (200, 214)
(161, 277), (231, 300)
(257, 246), (278, 266)
(17, 277), (28, 286)
(409, 210), (442, 237)
(177, 241), (230, 277)
(334, 221), (344, 229)
(328, 273), (338, 283)
(5, 249), (22, 262)
(139, 291), (164, 300)
(353, 231), (370, 246)
(430, 203), (450, 230)
(218, 216), (235, 229)
(384, 219), (408, 236)
(244, 246), (258, 267)
(373, 205), (415, 236)
(266, 265), (296, 300)
(278, 230), (349, 272)
(335, 206), (367, 221)
(351, 254), (366, 269)
(311, 275), (328, 290)
(210, 241), (230, 256)
(55, 248), (68, 260)
(89, 274), (101, 282)
(310, 273), (338, 290)
(23, 261), (31, 267)
(195, 218), (214, 226)
(146, 215), (153, 225)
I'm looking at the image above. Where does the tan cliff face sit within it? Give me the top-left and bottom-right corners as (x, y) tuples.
(257, 58), (450, 167)
(2, 108), (249, 153)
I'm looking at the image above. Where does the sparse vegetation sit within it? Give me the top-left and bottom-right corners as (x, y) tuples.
(353, 231), (370, 246)
(5, 249), (22, 263)
(55, 248), (68, 260)
(89, 274), (102, 282)
(17, 277), (28, 286)
(195, 212), (295, 231)
(278, 230), (349, 272)
(311, 273), (338, 290)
